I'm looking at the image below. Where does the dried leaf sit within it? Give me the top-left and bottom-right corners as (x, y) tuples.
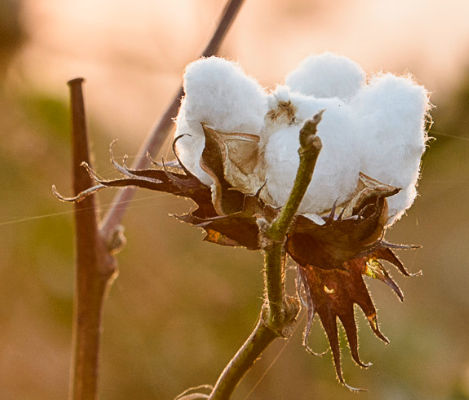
(176, 212), (260, 250)
(364, 258), (404, 301)
(290, 174), (418, 390)
(287, 173), (400, 269)
(200, 124), (264, 215)
(298, 256), (392, 391)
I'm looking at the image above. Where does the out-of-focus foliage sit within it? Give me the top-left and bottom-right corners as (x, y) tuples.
(0, 0), (24, 81)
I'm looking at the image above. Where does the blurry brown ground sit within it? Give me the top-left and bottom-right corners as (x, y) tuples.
(1, 0), (469, 399)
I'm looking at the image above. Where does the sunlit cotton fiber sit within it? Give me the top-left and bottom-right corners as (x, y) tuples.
(263, 86), (360, 214)
(350, 73), (430, 223)
(285, 52), (365, 101)
(175, 56), (268, 184)
(174, 54), (429, 225)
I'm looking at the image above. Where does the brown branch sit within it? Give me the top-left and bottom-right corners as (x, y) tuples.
(100, 0), (245, 240)
(68, 78), (117, 400)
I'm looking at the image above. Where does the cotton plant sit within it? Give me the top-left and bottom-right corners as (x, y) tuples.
(171, 54), (429, 388)
(64, 53), (430, 391)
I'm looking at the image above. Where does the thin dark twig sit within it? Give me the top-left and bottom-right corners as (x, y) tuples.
(100, 0), (245, 240)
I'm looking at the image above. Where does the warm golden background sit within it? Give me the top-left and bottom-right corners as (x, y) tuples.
(1, 0), (469, 399)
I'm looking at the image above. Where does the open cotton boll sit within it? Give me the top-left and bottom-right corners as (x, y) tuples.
(263, 97), (360, 214)
(175, 56), (268, 183)
(351, 73), (429, 223)
(174, 103), (212, 185)
(182, 56), (268, 133)
(285, 53), (365, 101)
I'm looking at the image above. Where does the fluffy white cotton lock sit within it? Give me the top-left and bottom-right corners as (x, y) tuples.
(173, 53), (430, 224)
(264, 94), (361, 214)
(175, 56), (269, 184)
(351, 73), (429, 223)
(286, 53), (365, 101)
(173, 104), (211, 184)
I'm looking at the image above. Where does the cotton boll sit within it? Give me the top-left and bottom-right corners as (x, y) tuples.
(263, 125), (301, 208)
(264, 98), (360, 214)
(174, 104), (212, 185)
(286, 53), (365, 101)
(351, 73), (429, 222)
(182, 56), (268, 133)
(174, 56), (268, 183)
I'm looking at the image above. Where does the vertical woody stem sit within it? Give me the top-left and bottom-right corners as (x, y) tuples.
(68, 78), (117, 400)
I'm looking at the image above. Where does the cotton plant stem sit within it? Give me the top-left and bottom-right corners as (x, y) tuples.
(264, 112), (323, 329)
(68, 79), (117, 400)
(208, 316), (277, 400)
(100, 0), (245, 241)
(207, 115), (323, 400)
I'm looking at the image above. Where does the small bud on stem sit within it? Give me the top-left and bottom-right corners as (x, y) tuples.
(299, 109), (324, 151)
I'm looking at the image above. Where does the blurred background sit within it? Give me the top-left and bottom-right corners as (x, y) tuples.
(1, 0), (469, 399)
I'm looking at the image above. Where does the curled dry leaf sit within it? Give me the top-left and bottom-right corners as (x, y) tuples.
(200, 124), (265, 215)
(53, 120), (420, 391)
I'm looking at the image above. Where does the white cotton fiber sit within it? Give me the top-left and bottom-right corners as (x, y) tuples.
(175, 56), (268, 183)
(286, 53), (365, 101)
(182, 57), (268, 133)
(351, 73), (429, 223)
(263, 94), (361, 214)
(173, 53), (430, 224)
(174, 103), (211, 185)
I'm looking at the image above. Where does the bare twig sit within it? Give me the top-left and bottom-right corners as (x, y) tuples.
(100, 0), (245, 240)
(68, 78), (117, 400)
(208, 115), (323, 399)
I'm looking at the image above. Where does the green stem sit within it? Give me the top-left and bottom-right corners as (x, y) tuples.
(206, 114), (324, 400)
(209, 316), (277, 400)
(268, 111), (324, 240)
(264, 112), (323, 329)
